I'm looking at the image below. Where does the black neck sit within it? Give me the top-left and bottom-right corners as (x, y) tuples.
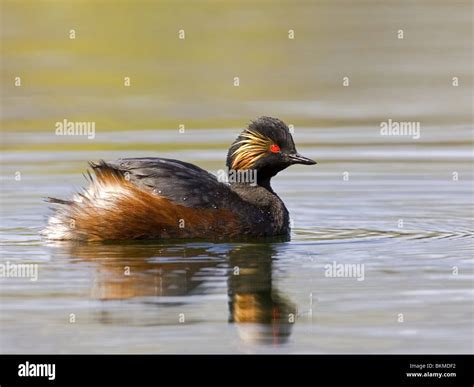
(256, 177), (273, 192)
(228, 179), (273, 191)
(227, 164), (285, 194)
(227, 171), (274, 192)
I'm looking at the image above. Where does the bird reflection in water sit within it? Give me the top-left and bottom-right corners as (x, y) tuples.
(62, 241), (296, 345)
(227, 244), (296, 344)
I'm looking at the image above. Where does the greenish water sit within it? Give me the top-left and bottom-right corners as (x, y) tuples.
(0, 0), (473, 353)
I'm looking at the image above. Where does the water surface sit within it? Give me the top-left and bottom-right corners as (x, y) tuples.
(0, 0), (472, 353)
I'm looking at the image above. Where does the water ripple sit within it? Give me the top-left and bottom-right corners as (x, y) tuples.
(294, 227), (473, 243)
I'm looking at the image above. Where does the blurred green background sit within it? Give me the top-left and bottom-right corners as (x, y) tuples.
(1, 0), (472, 133)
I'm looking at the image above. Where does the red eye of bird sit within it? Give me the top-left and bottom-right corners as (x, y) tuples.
(269, 144), (280, 153)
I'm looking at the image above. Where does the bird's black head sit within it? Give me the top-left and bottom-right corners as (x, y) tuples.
(226, 116), (316, 187)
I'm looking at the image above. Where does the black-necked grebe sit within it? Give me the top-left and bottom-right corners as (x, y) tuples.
(42, 116), (316, 241)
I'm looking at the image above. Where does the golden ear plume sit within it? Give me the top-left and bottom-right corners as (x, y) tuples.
(231, 130), (272, 170)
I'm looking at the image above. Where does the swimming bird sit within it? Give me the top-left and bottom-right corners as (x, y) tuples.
(42, 116), (316, 241)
